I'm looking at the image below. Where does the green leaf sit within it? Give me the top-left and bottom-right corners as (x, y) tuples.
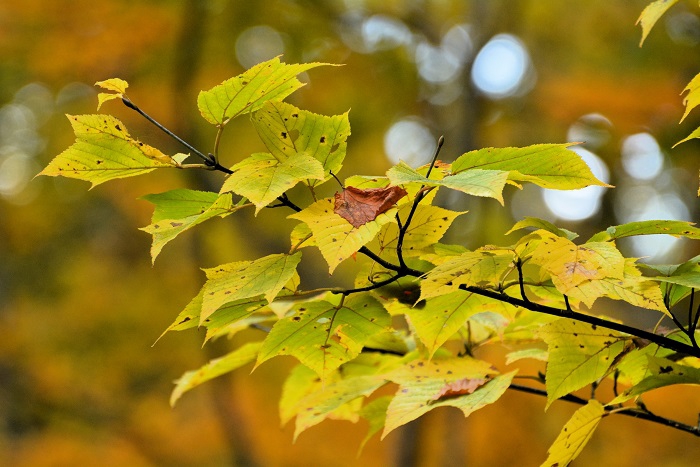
(377, 204), (465, 258)
(201, 252), (302, 319)
(289, 197), (397, 273)
(197, 57), (334, 125)
(203, 297), (270, 340)
(642, 254), (700, 307)
(450, 144), (610, 190)
(420, 249), (516, 301)
(220, 152), (325, 213)
(539, 319), (628, 409)
(382, 357), (512, 438)
(256, 295), (391, 379)
(170, 341), (262, 406)
(588, 220), (700, 242)
(39, 114), (176, 187)
(142, 189), (220, 222)
(542, 400), (605, 467)
(506, 217), (578, 241)
(387, 161), (509, 204)
(683, 72), (700, 122)
(252, 101), (350, 184)
(141, 190), (247, 261)
(406, 290), (517, 357)
(611, 355), (700, 404)
(95, 78), (129, 110)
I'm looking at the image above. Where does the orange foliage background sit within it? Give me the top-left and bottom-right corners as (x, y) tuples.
(1, 0), (700, 465)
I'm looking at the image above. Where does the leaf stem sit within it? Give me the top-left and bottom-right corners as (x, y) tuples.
(121, 96), (233, 174)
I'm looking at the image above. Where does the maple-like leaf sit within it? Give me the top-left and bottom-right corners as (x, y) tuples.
(334, 186), (408, 228)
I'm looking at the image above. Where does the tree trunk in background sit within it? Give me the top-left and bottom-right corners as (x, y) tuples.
(172, 2), (257, 465)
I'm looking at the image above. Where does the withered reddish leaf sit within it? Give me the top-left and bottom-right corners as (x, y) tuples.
(431, 378), (488, 401)
(334, 185), (407, 228)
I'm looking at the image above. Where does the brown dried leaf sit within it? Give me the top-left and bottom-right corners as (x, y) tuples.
(431, 377), (488, 401)
(334, 185), (407, 228)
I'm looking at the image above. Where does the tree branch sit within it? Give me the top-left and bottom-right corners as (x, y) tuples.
(458, 285), (700, 358)
(508, 383), (700, 437)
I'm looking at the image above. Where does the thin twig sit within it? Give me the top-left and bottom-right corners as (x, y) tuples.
(396, 136), (445, 269)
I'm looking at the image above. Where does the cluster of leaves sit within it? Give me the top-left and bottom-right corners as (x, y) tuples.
(40, 52), (700, 465)
(638, 0), (700, 194)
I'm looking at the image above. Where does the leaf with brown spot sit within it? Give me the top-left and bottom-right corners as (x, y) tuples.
(334, 186), (407, 228)
(431, 377), (488, 401)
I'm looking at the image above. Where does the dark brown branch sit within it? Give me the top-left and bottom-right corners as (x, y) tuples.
(395, 136), (444, 270)
(456, 285), (700, 359)
(508, 383), (700, 437)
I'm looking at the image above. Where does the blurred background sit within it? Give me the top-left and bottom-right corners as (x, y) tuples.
(2, 0), (700, 465)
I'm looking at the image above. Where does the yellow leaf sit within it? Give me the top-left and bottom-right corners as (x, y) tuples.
(539, 319), (628, 409)
(529, 230), (625, 295)
(289, 197), (397, 273)
(39, 114), (175, 187)
(542, 400), (605, 467)
(636, 0), (680, 46)
(95, 78), (129, 110)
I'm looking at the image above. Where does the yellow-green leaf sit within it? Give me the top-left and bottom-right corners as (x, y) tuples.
(252, 101), (350, 184)
(565, 259), (668, 314)
(39, 114), (176, 187)
(420, 249), (516, 301)
(643, 254), (700, 307)
(636, 0), (680, 46)
(382, 357), (510, 438)
(95, 78), (129, 110)
(197, 57), (334, 125)
(542, 400), (605, 467)
(377, 204), (465, 258)
(220, 152), (325, 213)
(505, 348), (549, 365)
(289, 197), (397, 273)
(170, 341), (262, 406)
(294, 375), (386, 440)
(611, 355), (700, 404)
(201, 252), (302, 320)
(358, 396), (392, 454)
(539, 319), (628, 409)
(256, 295), (391, 379)
(507, 216), (578, 241)
(451, 144), (610, 190)
(203, 297), (271, 342)
(387, 161), (509, 204)
(280, 364), (319, 426)
(588, 219), (700, 242)
(529, 231), (625, 295)
(406, 290), (517, 357)
(154, 289), (203, 344)
(679, 72), (700, 123)
(674, 125), (700, 147)
(290, 222), (316, 250)
(141, 190), (247, 261)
